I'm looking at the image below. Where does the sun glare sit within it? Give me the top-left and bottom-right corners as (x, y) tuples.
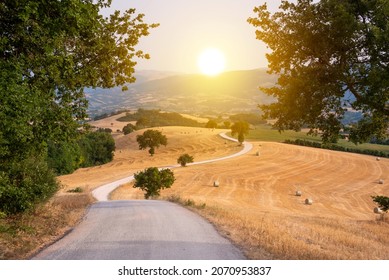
(197, 48), (226, 76)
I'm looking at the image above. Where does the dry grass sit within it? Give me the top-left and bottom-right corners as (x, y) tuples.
(185, 206), (389, 259)
(1, 124), (237, 259)
(112, 140), (389, 259)
(0, 193), (93, 259)
(59, 126), (240, 193)
(4, 117), (389, 259)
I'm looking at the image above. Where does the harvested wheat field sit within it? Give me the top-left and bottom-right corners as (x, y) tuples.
(58, 125), (241, 194)
(111, 138), (389, 260)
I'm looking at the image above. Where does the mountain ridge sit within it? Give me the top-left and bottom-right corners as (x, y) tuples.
(85, 68), (277, 118)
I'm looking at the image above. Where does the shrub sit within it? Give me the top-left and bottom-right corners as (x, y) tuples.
(205, 120), (218, 129)
(123, 123), (136, 135)
(47, 140), (81, 175)
(67, 187), (83, 193)
(133, 167), (175, 199)
(48, 130), (116, 175)
(372, 195), (389, 212)
(177, 154), (194, 167)
(0, 157), (59, 215)
(78, 131), (116, 166)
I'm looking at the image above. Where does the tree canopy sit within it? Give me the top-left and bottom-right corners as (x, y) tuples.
(0, 0), (157, 214)
(372, 195), (389, 212)
(205, 120), (218, 129)
(177, 154), (194, 167)
(231, 121), (250, 144)
(134, 167), (175, 199)
(248, 0), (389, 143)
(136, 129), (167, 156)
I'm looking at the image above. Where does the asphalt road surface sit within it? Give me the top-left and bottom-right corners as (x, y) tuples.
(33, 200), (245, 260)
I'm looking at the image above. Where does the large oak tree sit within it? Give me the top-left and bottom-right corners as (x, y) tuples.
(0, 0), (157, 213)
(248, 0), (389, 143)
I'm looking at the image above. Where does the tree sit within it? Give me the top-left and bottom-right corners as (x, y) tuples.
(372, 195), (389, 212)
(136, 117), (150, 129)
(0, 0), (157, 213)
(123, 123), (136, 135)
(47, 140), (82, 175)
(78, 131), (116, 166)
(205, 120), (218, 129)
(177, 154), (194, 167)
(248, 0), (389, 144)
(136, 129), (167, 156)
(133, 167), (175, 199)
(231, 121), (250, 145)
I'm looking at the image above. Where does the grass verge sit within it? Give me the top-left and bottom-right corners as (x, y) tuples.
(0, 193), (93, 259)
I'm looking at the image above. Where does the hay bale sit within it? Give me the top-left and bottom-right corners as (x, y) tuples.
(305, 198), (313, 205)
(295, 190), (302, 196)
(376, 157), (381, 161)
(378, 179), (384, 184)
(374, 207), (383, 214)
(213, 180), (219, 187)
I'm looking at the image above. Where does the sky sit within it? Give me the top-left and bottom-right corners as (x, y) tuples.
(102, 0), (287, 74)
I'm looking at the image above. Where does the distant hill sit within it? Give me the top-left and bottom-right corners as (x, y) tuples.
(85, 69), (277, 118)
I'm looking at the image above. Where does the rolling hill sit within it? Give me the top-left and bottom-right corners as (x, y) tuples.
(85, 69), (277, 118)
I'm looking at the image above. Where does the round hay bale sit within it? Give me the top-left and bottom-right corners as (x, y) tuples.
(376, 157), (381, 161)
(295, 190), (302, 196)
(374, 207), (383, 214)
(305, 198), (313, 205)
(213, 180), (219, 187)
(378, 179), (384, 184)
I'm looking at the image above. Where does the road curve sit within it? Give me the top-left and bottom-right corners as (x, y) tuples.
(33, 200), (245, 260)
(92, 132), (253, 201)
(33, 132), (251, 260)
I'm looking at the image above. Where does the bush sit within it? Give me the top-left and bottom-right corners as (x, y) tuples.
(177, 154), (194, 167)
(67, 187), (83, 193)
(133, 167), (175, 199)
(205, 120), (218, 129)
(47, 131), (116, 175)
(372, 195), (389, 212)
(78, 131), (116, 166)
(0, 157), (59, 215)
(123, 123), (136, 135)
(47, 140), (82, 175)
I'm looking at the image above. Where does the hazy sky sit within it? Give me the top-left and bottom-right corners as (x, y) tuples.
(102, 0), (286, 74)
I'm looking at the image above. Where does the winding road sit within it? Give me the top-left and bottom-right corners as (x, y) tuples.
(33, 133), (252, 260)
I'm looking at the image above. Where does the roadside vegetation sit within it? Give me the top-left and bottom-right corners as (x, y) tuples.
(177, 154), (194, 167)
(1, 0), (157, 259)
(134, 167), (175, 199)
(0, 193), (93, 260)
(177, 200), (389, 259)
(48, 130), (116, 175)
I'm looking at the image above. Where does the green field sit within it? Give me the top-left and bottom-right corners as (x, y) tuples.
(239, 124), (389, 154)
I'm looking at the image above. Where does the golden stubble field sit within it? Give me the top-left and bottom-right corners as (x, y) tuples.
(60, 116), (389, 259)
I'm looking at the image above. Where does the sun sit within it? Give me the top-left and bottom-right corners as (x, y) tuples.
(197, 48), (226, 76)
